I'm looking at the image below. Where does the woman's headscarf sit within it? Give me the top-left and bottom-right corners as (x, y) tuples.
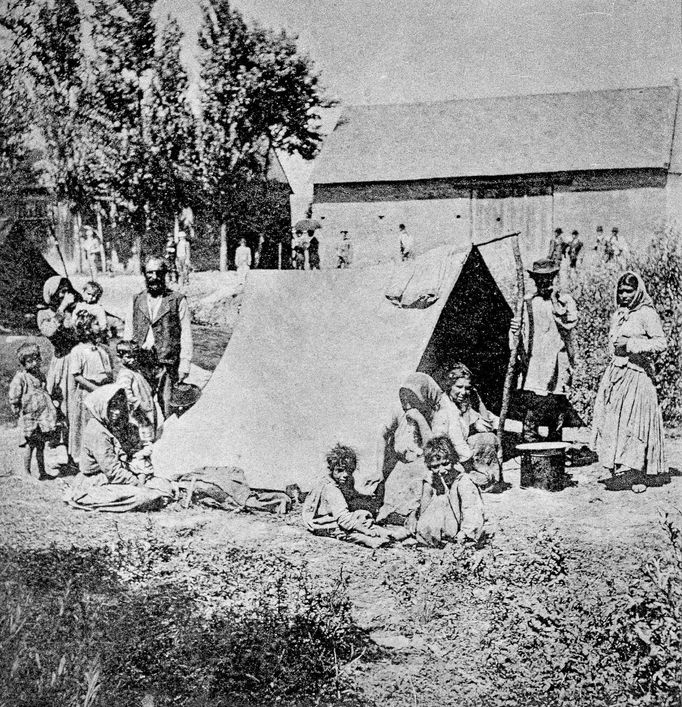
(85, 384), (126, 427)
(399, 373), (443, 422)
(614, 271), (654, 324)
(42, 276), (70, 307)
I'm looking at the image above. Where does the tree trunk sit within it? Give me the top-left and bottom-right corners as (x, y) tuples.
(74, 211), (82, 274)
(219, 222), (227, 272)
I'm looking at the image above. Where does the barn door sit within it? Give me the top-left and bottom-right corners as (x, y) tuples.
(471, 185), (553, 264)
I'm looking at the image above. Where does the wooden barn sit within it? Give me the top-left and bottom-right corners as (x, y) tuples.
(311, 84), (682, 268)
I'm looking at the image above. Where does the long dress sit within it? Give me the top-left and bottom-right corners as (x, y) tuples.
(66, 385), (173, 512)
(68, 342), (113, 462)
(591, 272), (667, 477)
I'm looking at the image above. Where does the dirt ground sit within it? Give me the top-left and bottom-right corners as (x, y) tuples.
(1, 271), (681, 704)
(1, 419), (680, 704)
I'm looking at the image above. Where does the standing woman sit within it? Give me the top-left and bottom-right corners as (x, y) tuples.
(37, 276), (80, 460)
(592, 272), (668, 489)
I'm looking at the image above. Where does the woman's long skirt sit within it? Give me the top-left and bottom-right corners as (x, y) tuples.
(592, 362), (666, 477)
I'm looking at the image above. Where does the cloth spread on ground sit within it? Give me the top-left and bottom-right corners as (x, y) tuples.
(178, 466), (291, 514)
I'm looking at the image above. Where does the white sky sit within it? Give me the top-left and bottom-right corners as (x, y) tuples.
(159, 0), (682, 105)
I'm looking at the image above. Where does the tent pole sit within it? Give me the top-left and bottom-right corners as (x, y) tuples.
(497, 234), (525, 485)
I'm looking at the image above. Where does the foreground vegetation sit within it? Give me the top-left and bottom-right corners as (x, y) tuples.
(1, 512), (680, 706)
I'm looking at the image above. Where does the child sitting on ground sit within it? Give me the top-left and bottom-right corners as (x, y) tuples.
(406, 435), (486, 547)
(8, 342), (60, 479)
(302, 443), (404, 548)
(68, 311), (114, 462)
(74, 281), (108, 339)
(116, 340), (159, 445)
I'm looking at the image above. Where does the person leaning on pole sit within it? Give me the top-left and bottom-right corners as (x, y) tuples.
(124, 256), (193, 418)
(511, 257), (578, 443)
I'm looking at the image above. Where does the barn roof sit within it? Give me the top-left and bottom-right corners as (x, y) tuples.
(312, 85), (679, 184)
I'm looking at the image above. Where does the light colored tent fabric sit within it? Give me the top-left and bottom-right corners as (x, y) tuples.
(154, 246), (482, 490)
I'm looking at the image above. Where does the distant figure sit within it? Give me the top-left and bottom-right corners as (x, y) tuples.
(548, 227), (564, 266)
(82, 227), (102, 275)
(292, 230), (307, 269)
(308, 232), (320, 270)
(235, 238), (252, 286)
(336, 230), (352, 268)
(176, 231), (191, 286)
(594, 225), (605, 253)
(566, 230), (583, 269)
(604, 227), (628, 264)
(254, 235), (265, 268)
(399, 223), (414, 261)
(165, 235), (178, 284)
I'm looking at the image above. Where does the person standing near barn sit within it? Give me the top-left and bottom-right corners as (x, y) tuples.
(336, 230), (352, 268)
(512, 258), (578, 443)
(176, 231), (191, 286)
(566, 230), (583, 269)
(399, 223), (414, 261)
(235, 238), (252, 285)
(124, 256), (193, 418)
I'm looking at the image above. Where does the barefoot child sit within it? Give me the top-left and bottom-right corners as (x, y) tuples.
(407, 436), (486, 547)
(68, 312), (113, 462)
(8, 342), (59, 479)
(116, 340), (159, 444)
(302, 444), (401, 548)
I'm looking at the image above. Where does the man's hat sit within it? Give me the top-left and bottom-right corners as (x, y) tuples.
(571, 230), (579, 235)
(528, 258), (559, 276)
(554, 227), (563, 234)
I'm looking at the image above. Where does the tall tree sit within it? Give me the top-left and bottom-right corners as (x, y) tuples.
(198, 0), (331, 270)
(89, 0), (197, 259)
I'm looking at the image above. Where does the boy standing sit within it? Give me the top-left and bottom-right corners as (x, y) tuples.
(9, 342), (60, 479)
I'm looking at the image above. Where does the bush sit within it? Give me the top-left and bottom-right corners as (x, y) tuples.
(0, 535), (371, 707)
(570, 225), (682, 426)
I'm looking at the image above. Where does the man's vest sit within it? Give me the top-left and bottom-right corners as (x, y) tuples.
(132, 290), (184, 366)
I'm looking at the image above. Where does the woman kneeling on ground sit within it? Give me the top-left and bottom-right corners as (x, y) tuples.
(303, 444), (407, 548)
(431, 363), (501, 490)
(406, 436), (486, 547)
(66, 385), (175, 512)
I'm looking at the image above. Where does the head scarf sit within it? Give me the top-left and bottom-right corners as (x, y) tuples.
(85, 384), (126, 427)
(42, 276), (70, 307)
(614, 271), (654, 324)
(399, 373), (443, 421)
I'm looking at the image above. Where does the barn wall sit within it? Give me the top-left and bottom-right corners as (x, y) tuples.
(312, 170), (671, 269)
(311, 197), (472, 267)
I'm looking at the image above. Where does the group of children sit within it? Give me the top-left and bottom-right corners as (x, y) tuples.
(302, 437), (486, 549)
(9, 281), (159, 481)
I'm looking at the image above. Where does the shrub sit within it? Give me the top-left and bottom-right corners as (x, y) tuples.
(570, 224), (682, 426)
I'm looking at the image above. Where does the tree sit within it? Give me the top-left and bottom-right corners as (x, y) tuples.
(198, 0), (331, 270)
(89, 1), (197, 261)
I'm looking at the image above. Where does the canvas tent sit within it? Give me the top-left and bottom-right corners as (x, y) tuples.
(0, 217), (57, 330)
(154, 244), (512, 490)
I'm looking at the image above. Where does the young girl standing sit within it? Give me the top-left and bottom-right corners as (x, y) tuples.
(68, 312), (113, 462)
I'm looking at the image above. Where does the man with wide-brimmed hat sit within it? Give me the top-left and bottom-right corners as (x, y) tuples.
(511, 257), (578, 443)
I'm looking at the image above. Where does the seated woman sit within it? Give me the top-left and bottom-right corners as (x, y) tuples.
(65, 385), (175, 512)
(432, 363), (501, 490)
(406, 436), (486, 547)
(302, 443), (404, 549)
(369, 372), (444, 519)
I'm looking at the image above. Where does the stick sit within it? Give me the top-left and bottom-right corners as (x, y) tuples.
(496, 234), (525, 483)
(475, 231), (521, 248)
